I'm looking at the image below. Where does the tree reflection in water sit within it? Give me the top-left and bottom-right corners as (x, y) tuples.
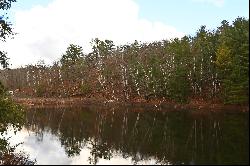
(24, 107), (248, 165)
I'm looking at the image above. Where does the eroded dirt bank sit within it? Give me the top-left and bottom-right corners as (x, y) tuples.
(12, 97), (249, 112)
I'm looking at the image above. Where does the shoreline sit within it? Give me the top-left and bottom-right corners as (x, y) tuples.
(12, 97), (249, 112)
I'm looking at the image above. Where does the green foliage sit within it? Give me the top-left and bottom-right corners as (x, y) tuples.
(168, 67), (191, 103)
(0, 82), (25, 152)
(80, 83), (92, 95)
(91, 38), (115, 58)
(0, 0), (16, 10)
(165, 37), (192, 103)
(2, 17), (248, 105)
(215, 17), (249, 104)
(35, 84), (46, 97)
(0, 0), (16, 69)
(0, 0), (26, 159)
(60, 44), (84, 67)
(0, 51), (9, 68)
(0, 16), (14, 43)
(191, 26), (218, 97)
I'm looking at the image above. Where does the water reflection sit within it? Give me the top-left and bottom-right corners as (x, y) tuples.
(8, 107), (249, 165)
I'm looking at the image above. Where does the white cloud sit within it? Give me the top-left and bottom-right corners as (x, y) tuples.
(5, 128), (163, 165)
(193, 0), (225, 7)
(3, 0), (184, 68)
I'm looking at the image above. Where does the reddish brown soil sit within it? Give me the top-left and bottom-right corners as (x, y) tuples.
(12, 96), (249, 112)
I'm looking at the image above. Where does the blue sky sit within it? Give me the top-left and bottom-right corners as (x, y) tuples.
(7, 0), (249, 35)
(136, 0), (249, 35)
(1, 0), (249, 68)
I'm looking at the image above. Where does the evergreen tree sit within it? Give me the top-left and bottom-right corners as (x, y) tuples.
(216, 18), (249, 104)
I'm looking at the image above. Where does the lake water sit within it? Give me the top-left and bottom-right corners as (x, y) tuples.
(5, 106), (249, 165)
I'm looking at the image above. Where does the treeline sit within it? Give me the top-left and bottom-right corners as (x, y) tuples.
(0, 17), (249, 104)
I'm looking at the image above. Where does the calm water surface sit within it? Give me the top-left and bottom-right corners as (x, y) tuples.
(6, 106), (249, 165)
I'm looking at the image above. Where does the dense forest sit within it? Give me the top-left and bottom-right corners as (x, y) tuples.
(1, 17), (248, 105)
(0, 0), (248, 164)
